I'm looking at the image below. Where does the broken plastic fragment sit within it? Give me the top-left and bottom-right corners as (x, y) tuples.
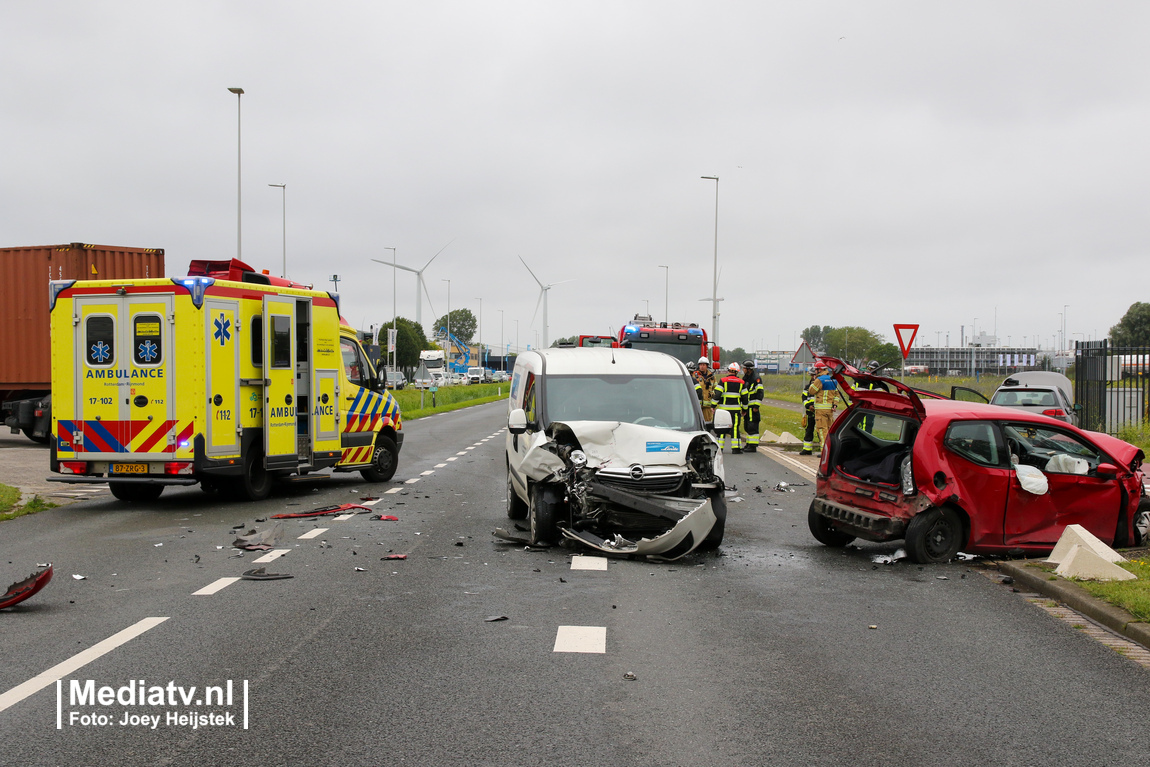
(381, 554), (407, 560)
(354, 567), (366, 572)
(241, 567), (293, 580)
(369, 515), (399, 521)
(623, 672), (637, 681)
(485, 615), (509, 622)
(1, 564), (53, 609)
(871, 548), (907, 565)
(72, 574), (86, 580)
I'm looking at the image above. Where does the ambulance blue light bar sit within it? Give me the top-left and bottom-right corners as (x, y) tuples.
(172, 277), (216, 308)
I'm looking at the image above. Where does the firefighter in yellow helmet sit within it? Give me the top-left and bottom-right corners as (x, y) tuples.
(807, 361), (838, 447)
(713, 362), (748, 452)
(693, 356), (716, 425)
(799, 367), (818, 455)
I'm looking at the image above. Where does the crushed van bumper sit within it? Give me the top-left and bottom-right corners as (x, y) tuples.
(561, 493), (717, 561)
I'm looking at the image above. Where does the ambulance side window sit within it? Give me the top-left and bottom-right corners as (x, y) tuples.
(85, 315), (115, 366)
(271, 316), (292, 369)
(341, 339), (366, 386)
(132, 314), (163, 365)
(251, 316), (263, 366)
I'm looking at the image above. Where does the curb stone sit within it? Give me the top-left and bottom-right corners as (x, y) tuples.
(997, 558), (1150, 650)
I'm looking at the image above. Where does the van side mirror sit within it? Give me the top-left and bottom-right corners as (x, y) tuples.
(508, 409), (528, 435)
(713, 409), (733, 432)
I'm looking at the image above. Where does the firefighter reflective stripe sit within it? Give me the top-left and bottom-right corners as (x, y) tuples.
(714, 375), (747, 410)
(743, 375), (764, 403)
(810, 375), (837, 410)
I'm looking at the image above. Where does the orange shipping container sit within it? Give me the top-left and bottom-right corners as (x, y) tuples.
(0, 243), (165, 391)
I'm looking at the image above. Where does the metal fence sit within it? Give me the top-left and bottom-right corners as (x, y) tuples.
(1074, 340), (1150, 435)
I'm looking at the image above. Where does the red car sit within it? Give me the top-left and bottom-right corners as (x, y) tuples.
(808, 358), (1146, 563)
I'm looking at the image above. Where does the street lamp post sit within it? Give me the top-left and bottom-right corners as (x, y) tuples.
(498, 309), (504, 373)
(442, 279), (451, 371)
(228, 87), (244, 259)
(1063, 304), (1070, 354)
(701, 176), (719, 345)
(268, 183), (286, 277)
(658, 265), (669, 324)
(475, 297), (483, 369)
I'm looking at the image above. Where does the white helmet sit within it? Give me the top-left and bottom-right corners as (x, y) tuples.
(727, 362), (740, 373)
(697, 357), (710, 367)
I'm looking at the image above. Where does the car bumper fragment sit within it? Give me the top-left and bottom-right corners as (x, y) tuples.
(812, 497), (907, 539)
(560, 494), (717, 561)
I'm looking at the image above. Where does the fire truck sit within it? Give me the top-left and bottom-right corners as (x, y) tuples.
(47, 258), (403, 502)
(617, 315), (720, 365)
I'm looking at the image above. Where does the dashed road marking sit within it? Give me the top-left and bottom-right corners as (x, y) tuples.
(193, 578), (241, 596)
(446, 457), (458, 462)
(456, 451), (467, 456)
(405, 478), (421, 484)
(333, 513), (356, 521)
(434, 463), (447, 468)
(571, 555), (608, 571)
(0, 617), (169, 714)
(385, 488), (403, 494)
(553, 626), (606, 654)
(298, 528), (328, 539)
(420, 470), (435, 476)
(361, 499), (382, 506)
(252, 549), (290, 564)
(465, 447), (476, 451)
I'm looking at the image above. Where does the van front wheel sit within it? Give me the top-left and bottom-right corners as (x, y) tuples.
(361, 434), (398, 483)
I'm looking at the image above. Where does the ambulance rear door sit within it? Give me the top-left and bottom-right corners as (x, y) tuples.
(262, 296), (298, 469)
(205, 298), (241, 456)
(73, 294), (175, 459)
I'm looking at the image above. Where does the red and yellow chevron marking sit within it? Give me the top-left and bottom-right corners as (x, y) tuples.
(340, 445), (374, 466)
(56, 419), (194, 455)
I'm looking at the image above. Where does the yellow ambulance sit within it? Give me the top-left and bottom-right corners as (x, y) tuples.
(47, 259), (403, 501)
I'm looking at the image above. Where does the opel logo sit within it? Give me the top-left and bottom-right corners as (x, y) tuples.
(629, 464), (645, 481)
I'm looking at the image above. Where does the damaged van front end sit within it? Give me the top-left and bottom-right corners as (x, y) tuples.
(518, 420), (726, 560)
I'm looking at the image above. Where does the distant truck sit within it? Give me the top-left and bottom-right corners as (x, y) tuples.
(1, 243), (165, 443)
(617, 314), (719, 366)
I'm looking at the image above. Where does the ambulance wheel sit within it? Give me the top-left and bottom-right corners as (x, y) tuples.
(109, 483), (164, 503)
(233, 449), (272, 502)
(361, 435), (398, 483)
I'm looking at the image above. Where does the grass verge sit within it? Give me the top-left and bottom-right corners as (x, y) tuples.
(0, 483), (57, 522)
(1075, 556), (1150, 622)
(392, 383), (509, 420)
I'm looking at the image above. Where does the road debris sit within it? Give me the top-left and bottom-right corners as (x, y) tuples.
(623, 672), (637, 681)
(271, 504), (370, 519)
(233, 523), (284, 550)
(354, 567), (366, 572)
(369, 514), (399, 521)
(871, 548), (907, 565)
(492, 528), (551, 548)
(381, 554), (407, 560)
(241, 567), (293, 580)
(72, 574), (86, 580)
(485, 615), (509, 622)
(1, 564), (53, 610)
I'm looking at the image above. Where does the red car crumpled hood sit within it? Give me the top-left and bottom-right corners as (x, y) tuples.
(816, 356), (926, 420)
(1087, 431), (1145, 470)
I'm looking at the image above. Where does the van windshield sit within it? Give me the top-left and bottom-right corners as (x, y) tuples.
(542, 374), (700, 431)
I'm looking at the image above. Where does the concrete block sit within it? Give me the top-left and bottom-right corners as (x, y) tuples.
(1046, 523), (1125, 565)
(1054, 544), (1136, 582)
(759, 430), (780, 443)
(777, 432), (802, 444)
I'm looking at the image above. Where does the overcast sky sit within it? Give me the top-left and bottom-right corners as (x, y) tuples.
(3, 1), (1147, 355)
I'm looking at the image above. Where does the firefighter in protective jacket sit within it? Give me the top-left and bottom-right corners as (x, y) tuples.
(807, 361), (838, 447)
(693, 357), (716, 424)
(740, 359), (764, 453)
(800, 368), (817, 455)
(713, 362), (748, 452)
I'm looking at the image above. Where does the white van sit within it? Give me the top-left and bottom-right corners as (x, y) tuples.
(466, 366), (484, 385)
(504, 348), (730, 558)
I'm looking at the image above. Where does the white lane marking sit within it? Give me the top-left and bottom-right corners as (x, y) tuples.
(334, 513), (356, 521)
(193, 578), (241, 596)
(385, 488), (403, 494)
(465, 447), (476, 451)
(298, 528), (328, 539)
(480, 439), (490, 442)
(405, 478), (420, 484)
(446, 457), (458, 462)
(553, 626), (607, 654)
(456, 451), (467, 456)
(0, 617), (169, 714)
(763, 447), (817, 478)
(570, 555), (608, 571)
(252, 549), (290, 564)
(434, 463), (447, 468)
(361, 499), (382, 506)
(420, 470), (435, 476)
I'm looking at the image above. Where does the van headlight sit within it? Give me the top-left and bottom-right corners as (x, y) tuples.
(569, 450), (588, 469)
(901, 455), (916, 496)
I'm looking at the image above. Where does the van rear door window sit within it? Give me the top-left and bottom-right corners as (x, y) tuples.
(132, 314), (163, 365)
(271, 315), (292, 369)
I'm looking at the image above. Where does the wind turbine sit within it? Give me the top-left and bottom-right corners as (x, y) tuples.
(520, 256), (572, 349)
(373, 239), (452, 330)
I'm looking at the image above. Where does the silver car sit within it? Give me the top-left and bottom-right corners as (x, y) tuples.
(989, 371), (1079, 426)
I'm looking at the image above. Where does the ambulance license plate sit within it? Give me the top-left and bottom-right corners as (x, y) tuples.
(111, 463), (148, 474)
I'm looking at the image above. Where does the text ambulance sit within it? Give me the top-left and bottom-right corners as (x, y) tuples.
(47, 259), (403, 502)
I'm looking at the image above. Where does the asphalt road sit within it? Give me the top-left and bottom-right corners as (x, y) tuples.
(3, 401), (1150, 766)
